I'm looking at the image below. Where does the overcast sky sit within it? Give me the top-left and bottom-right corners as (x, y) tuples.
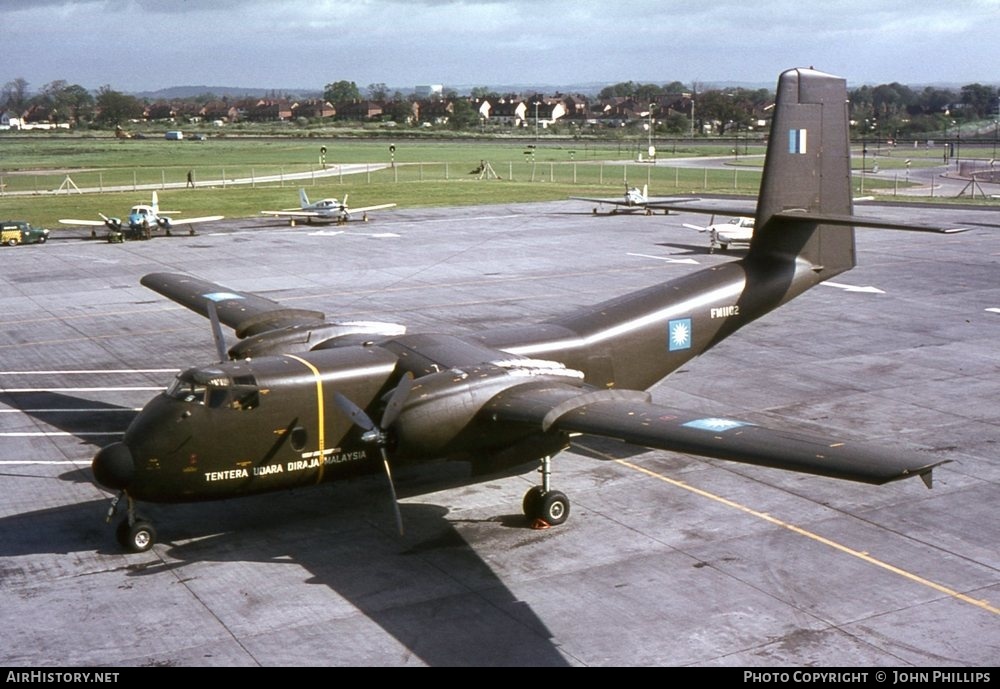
(6, 0), (999, 94)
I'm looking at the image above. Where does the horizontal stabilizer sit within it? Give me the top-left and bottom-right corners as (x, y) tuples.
(773, 210), (967, 233)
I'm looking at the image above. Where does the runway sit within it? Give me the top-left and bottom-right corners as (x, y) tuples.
(1, 200), (997, 666)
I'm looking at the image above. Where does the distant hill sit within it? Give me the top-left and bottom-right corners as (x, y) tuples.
(132, 85), (324, 100)
(131, 80), (776, 101)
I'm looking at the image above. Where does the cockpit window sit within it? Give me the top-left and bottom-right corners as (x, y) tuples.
(166, 375), (207, 404)
(166, 369), (259, 410)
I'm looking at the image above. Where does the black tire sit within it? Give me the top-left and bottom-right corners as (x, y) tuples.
(6, 238), (17, 247)
(37, 235), (46, 244)
(522, 486), (545, 520)
(539, 490), (570, 526)
(116, 518), (156, 553)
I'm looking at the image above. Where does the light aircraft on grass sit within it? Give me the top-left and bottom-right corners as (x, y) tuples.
(60, 191), (223, 241)
(261, 189), (397, 226)
(92, 68), (961, 553)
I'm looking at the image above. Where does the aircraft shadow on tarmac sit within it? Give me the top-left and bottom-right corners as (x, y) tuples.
(0, 390), (136, 440)
(1, 463), (571, 665)
(154, 491), (571, 666)
(654, 241), (749, 256)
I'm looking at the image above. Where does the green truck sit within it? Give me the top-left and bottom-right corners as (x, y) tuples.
(1, 220), (50, 246)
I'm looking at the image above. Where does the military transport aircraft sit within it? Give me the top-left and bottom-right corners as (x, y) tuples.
(93, 68), (960, 553)
(60, 191), (223, 241)
(261, 189), (397, 225)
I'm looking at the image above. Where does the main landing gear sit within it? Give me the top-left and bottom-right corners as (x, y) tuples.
(106, 492), (157, 553)
(522, 455), (570, 528)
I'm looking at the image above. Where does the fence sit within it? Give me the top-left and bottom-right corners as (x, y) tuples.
(0, 160), (765, 197)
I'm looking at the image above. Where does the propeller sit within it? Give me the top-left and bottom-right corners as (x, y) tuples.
(332, 372), (414, 535)
(100, 213), (122, 230)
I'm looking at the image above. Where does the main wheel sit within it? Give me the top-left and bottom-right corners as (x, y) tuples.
(522, 486), (545, 520)
(539, 490), (570, 526)
(116, 518), (157, 553)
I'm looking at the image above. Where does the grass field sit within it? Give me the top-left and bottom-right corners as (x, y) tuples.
(0, 134), (954, 227)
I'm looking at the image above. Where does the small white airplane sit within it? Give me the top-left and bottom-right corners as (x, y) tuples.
(261, 189), (396, 226)
(571, 185), (689, 216)
(60, 191), (224, 241)
(683, 215), (755, 252)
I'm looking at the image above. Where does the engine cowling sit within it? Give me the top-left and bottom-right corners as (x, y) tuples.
(228, 321), (406, 359)
(391, 359), (585, 461)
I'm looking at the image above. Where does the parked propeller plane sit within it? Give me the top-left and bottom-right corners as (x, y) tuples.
(683, 215), (755, 252)
(570, 184), (682, 215)
(60, 191), (224, 241)
(93, 68), (960, 553)
(261, 189), (397, 225)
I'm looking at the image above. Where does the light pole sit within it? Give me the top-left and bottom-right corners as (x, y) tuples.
(993, 97), (999, 161)
(690, 94), (695, 139)
(534, 101), (540, 141)
(647, 104), (655, 162)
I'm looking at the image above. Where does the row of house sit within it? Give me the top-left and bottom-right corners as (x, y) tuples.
(2, 92), (705, 129)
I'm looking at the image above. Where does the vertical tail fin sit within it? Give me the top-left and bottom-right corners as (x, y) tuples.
(299, 188), (310, 209)
(151, 191), (159, 213)
(749, 68), (855, 277)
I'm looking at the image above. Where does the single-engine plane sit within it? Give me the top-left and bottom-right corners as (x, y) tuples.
(570, 184), (681, 215)
(683, 215), (755, 252)
(60, 191), (223, 241)
(261, 189), (396, 226)
(93, 69), (961, 553)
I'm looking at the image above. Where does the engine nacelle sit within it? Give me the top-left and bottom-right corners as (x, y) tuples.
(392, 359), (585, 461)
(229, 320), (406, 359)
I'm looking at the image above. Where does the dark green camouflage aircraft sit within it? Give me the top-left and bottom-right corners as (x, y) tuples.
(93, 68), (957, 553)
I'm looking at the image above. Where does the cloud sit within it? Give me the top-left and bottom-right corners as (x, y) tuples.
(3, 0), (999, 92)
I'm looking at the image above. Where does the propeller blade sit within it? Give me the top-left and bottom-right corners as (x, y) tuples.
(331, 391), (377, 433)
(380, 447), (404, 536)
(381, 372), (414, 430)
(206, 300), (229, 362)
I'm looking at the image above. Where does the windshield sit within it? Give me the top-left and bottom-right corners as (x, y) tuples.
(166, 368), (259, 409)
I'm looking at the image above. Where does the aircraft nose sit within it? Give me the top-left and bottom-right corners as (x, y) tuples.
(92, 442), (135, 490)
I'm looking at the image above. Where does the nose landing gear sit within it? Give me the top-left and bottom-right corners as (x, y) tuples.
(105, 492), (157, 553)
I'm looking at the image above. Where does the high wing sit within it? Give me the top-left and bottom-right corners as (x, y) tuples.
(485, 381), (942, 486)
(141, 272), (326, 338)
(646, 200), (967, 234)
(139, 272), (405, 357)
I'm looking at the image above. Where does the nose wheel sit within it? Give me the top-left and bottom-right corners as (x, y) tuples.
(116, 518), (157, 553)
(522, 455), (571, 527)
(105, 492), (158, 553)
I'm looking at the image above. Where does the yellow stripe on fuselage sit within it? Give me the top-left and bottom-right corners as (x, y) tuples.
(285, 354), (326, 484)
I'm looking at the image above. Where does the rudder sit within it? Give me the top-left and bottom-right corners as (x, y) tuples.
(750, 68), (855, 277)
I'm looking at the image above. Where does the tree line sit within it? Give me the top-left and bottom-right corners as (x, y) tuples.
(4, 76), (998, 138)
